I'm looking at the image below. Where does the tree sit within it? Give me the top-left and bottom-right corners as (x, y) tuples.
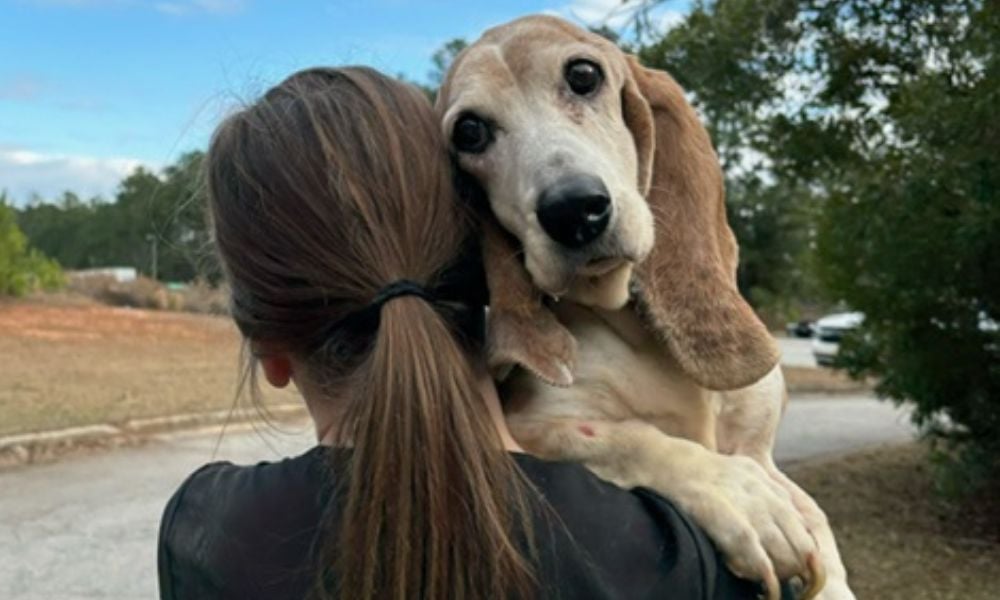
(129, 151), (216, 282)
(428, 38), (468, 87)
(637, 0), (814, 320)
(0, 195), (63, 296)
(15, 152), (215, 283)
(638, 0), (1000, 487)
(812, 0), (1000, 489)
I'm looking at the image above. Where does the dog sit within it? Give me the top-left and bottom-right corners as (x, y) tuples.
(436, 15), (854, 600)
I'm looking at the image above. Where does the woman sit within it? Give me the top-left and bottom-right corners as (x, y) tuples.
(158, 66), (770, 599)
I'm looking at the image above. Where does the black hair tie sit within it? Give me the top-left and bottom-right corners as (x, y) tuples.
(313, 263), (485, 358)
(370, 279), (434, 310)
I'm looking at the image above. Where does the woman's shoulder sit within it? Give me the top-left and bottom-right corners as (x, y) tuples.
(162, 447), (329, 539)
(158, 448), (329, 600)
(511, 453), (760, 599)
(159, 448), (761, 600)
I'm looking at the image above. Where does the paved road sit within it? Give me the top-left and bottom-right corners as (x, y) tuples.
(0, 395), (914, 600)
(775, 394), (914, 464)
(0, 422), (316, 600)
(777, 336), (817, 367)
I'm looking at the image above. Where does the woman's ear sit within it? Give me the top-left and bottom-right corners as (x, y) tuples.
(260, 355), (293, 388)
(252, 340), (294, 388)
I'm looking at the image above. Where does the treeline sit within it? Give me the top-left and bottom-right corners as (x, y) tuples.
(13, 151), (214, 284)
(3, 0), (997, 486)
(636, 0), (999, 488)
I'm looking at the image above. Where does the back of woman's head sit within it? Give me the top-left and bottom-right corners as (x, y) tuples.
(205, 67), (534, 600)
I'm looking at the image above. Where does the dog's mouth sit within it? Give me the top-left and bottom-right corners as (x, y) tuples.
(560, 256), (635, 310)
(528, 244), (643, 301)
(578, 256), (629, 278)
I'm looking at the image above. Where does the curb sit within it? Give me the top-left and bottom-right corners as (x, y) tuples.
(0, 403), (309, 471)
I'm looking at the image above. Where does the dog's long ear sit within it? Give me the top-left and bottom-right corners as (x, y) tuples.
(451, 168), (578, 387)
(438, 73), (577, 388)
(621, 55), (779, 391)
(479, 215), (578, 387)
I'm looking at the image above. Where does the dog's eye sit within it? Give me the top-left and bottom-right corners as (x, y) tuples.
(565, 60), (603, 96)
(452, 114), (493, 154)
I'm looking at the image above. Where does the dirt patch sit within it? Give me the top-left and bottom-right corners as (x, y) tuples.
(788, 443), (1000, 600)
(0, 299), (296, 437)
(782, 365), (871, 394)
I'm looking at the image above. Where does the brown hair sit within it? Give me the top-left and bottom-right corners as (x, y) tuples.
(205, 67), (535, 599)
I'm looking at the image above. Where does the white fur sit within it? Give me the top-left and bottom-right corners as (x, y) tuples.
(502, 304), (853, 599)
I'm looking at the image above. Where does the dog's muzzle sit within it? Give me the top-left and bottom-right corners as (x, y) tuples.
(536, 174), (611, 249)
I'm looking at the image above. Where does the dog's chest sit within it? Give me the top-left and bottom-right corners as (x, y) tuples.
(503, 302), (720, 448)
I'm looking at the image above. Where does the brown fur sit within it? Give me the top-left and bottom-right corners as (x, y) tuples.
(622, 55), (780, 390)
(439, 15), (779, 392)
(438, 15), (854, 599)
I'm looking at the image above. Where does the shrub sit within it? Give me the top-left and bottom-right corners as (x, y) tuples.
(67, 274), (165, 309)
(0, 202), (64, 296)
(176, 280), (228, 315)
(815, 2), (1000, 490)
(67, 273), (228, 315)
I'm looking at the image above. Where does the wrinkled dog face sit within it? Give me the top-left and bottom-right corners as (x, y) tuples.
(440, 20), (654, 305)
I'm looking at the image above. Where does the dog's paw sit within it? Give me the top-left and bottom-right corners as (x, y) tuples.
(670, 454), (824, 600)
(487, 307), (577, 387)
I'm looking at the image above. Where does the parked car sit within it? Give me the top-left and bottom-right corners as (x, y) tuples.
(812, 312), (865, 366)
(785, 319), (816, 338)
(979, 311), (999, 333)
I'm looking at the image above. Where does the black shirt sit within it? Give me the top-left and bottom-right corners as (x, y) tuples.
(158, 446), (768, 599)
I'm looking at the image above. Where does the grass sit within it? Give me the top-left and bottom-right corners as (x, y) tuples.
(0, 297), (297, 438)
(788, 443), (1000, 600)
(782, 364), (871, 395)
(5, 298), (997, 598)
(0, 297), (866, 437)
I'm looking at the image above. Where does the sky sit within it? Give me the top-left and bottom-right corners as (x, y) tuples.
(0, 0), (688, 205)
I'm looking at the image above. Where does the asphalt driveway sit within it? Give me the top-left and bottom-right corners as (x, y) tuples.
(0, 393), (914, 600)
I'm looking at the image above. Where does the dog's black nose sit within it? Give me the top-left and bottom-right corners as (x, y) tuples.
(536, 175), (612, 249)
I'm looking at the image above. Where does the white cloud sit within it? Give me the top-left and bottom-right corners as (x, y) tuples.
(0, 147), (159, 204)
(548, 0), (684, 32)
(653, 8), (684, 31)
(552, 0), (633, 25)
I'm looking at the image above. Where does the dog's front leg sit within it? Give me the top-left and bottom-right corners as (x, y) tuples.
(508, 416), (823, 600)
(761, 464), (854, 600)
(717, 368), (854, 600)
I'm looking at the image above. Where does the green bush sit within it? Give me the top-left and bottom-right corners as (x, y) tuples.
(815, 2), (1000, 491)
(0, 201), (64, 296)
(635, 0), (999, 489)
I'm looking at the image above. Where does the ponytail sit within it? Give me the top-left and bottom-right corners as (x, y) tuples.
(204, 66), (538, 600)
(331, 298), (536, 600)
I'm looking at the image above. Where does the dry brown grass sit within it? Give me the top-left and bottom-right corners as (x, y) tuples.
(782, 365), (871, 394)
(0, 298), (295, 437)
(789, 443), (1000, 600)
(0, 297), (868, 437)
(66, 274), (228, 314)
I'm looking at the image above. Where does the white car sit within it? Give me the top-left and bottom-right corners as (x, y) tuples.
(812, 312), (865, 366)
